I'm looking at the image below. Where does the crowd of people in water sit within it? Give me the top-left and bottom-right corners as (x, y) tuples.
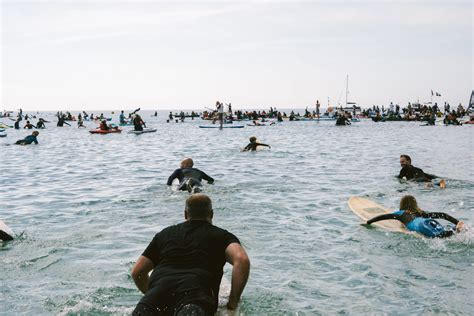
(1, 101), (470, 315)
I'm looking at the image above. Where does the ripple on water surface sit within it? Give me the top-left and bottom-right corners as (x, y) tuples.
(1, 113), (473, 314)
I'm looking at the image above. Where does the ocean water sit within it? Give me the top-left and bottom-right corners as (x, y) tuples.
(1, 111), (473, 315)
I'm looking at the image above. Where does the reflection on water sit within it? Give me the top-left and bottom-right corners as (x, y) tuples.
(1, 111), (473, 314)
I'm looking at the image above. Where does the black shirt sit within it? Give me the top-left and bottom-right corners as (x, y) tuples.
(140, 220), (239, 313)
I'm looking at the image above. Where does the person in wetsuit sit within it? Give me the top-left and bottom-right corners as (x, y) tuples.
(243, 136), (271, 152)
(36, 118), (46, 129)
(167, 158), (214, 193)
(24, 120), (36, 129)
(14, 118), (20, 129)
(15, 131), (39, 145)
(366, 195), (465, 238)
(335, 114), (351, 126)
(57, 115), (71, 127)
(119, 110), (127, 124)
(398, 155), (445, 187)
(133, 114), (146, 131)
(131, 194), (250, 316)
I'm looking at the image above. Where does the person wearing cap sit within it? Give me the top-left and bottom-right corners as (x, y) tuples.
(131, 194), (250, 315)
(15, 131), (39, 145)
(167, 158), (214, 193)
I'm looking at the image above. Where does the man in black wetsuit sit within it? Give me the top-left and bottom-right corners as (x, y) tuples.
(398, 154), (439, 183)
(243, 136), (271, 152)
(131, 194), (250, 316)
(167, 158), (214, 193)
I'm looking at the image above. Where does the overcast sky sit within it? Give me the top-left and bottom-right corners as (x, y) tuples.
(1, 0), (472, 111)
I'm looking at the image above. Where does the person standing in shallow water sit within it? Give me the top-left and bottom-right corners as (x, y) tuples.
(131, 194), (250, 315)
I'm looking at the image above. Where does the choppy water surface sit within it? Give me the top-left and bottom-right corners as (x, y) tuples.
(1, 111), (473, 315)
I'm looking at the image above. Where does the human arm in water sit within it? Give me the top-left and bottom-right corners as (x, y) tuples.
(200, 171), (214, 184)
(243, 142), (271, 152)
(131, 255), (154, 294)
(166, 169), (182, 186)
(366, 213), (403, 225)
(225, 243), (250, 310)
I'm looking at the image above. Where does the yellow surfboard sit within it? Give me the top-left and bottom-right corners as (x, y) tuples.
(348, 197), (410, 234)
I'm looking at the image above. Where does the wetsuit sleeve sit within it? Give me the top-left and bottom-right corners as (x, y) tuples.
(424, 212), (459, 225)
(367, 213), (403, 225)
(33, 138), (38, 144)
(256, 143), (270, 147)
(167, 169), (181, 186)
(200, 171), (214, 184)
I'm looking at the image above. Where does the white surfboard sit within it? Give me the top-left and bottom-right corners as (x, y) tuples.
(348, 197), (410, 234)
(216, 276), (240, 315)
(0, 220), (14, 241)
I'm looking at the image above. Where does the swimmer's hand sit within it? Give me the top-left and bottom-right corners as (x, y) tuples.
(456, 221), (465, 233)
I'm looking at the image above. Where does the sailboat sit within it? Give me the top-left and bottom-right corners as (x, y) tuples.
(339, 75), (360, 122)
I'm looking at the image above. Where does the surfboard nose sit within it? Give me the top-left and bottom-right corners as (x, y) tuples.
(0, 220), (14, 241)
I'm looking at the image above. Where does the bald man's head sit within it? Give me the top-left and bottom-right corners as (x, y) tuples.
(185, 193), (213, 221)
(181, 158), (194, 168)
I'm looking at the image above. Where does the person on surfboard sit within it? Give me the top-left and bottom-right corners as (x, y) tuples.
(133, 114), (146, 131)
(398, 154), (446, 188)
(242, 136), (271, 152)
(15, 131), (39, 145)
(366, 195), (465, 238)
(131, 194), (250, 315)
(167, 158), (214, 193)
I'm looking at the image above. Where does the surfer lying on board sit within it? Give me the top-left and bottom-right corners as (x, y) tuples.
(167, 158), (214, 193)
(15, 131), (39, 145)
(131, 194), (250, 315)
(398, 154), (446, 188)
(242, 136), (271, 151)
(366, 195), (465, 238)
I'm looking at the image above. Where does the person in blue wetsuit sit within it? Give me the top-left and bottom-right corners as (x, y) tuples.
(367, 195), (465, 238)
(167, 158), (214, 193)
(15, 131), (39, 145)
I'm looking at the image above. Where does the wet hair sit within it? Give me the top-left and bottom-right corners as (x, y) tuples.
(185, 194), (212, 219)
(32, 131), (39, 136)
(399, 195), (424, 216)
(249, 136), (257, 142)
(181, 158), (194, 168)
(400, 154), (411, 162)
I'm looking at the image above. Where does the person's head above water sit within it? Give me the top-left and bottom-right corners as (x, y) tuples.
(180, 158), (194, 168)
(399, 154), (412, 168)
(249, 136), (257, 143)
(32, 131), (39, 136)
(185, 193), (213, 222)
(400, 195), (423, 215)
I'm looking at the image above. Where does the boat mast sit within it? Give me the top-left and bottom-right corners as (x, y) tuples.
(345, 74), (349, 109)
